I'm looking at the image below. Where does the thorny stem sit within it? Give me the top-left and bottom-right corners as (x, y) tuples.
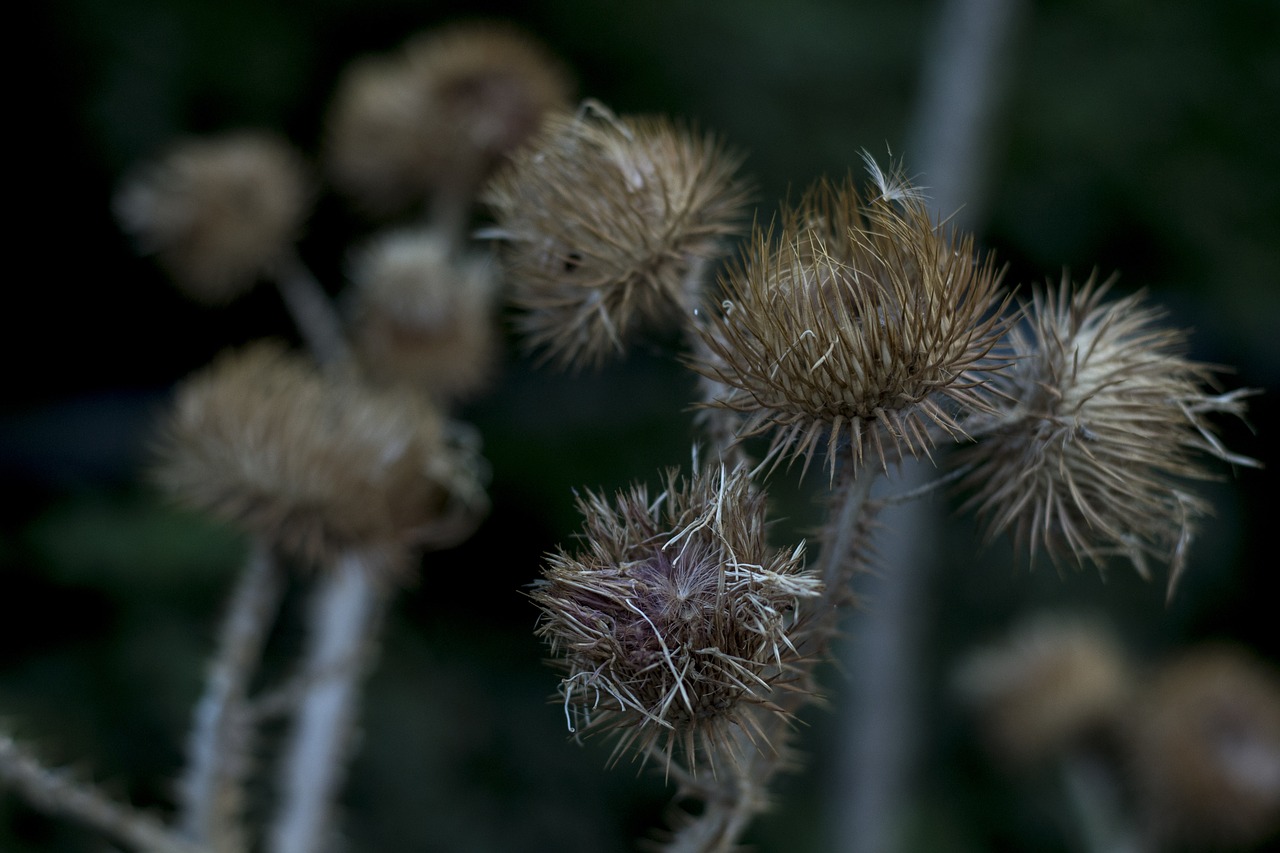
(267, 551), (389, 853)
(660, 455), (881, 852)
(272, 251), (351, 366)
(0, 733), (205, 853)
(178, 540), (284, 853)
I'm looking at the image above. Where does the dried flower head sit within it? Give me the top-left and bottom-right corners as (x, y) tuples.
(531, 461), (819, 771)
(482, 105), (751, 369)
(115, 131), (311, 303)
(955, 276), (1257, 591)
(154, 343), (488, 574)
(691, 173), (1009, 477)
(954, 613), (1132, 767)
(348, 228), (500, 403)
(325, 22), (571, 216)
(1128, 645), (1280, 849)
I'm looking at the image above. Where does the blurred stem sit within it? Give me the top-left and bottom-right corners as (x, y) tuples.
(178, 540), (284, 853)
(0, 733), (204, 853)
(267, 552), (389, 853)
(273, 252), (350, 366)
(1061, 752), (1141, 853)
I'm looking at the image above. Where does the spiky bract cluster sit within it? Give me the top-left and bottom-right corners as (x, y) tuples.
(348, 228), (500, 403)
(955, 277), (1256, 590)
(114, 132), (311, 303)
(325, 22), (572, 216)
(155, 343), (488, 574)
(693, 175), (1009, 476)
(482, 106), (750, 369)
(531, 462), (819, 771)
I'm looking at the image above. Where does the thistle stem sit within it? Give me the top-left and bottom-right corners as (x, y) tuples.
(177, 539), (284, 852)
(267, 552), (388, 853)
(272, 252), (350, 366)
(0, 732), (204, 853)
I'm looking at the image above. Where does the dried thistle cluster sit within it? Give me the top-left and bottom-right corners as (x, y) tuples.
(114, 131), (311, 303)
(153, 343), (487, 573)
(531, 463), (819, 769)
(956, 277), (1258, 589)
(483, 107), (751, 368)
(692, 174), (1010, 475)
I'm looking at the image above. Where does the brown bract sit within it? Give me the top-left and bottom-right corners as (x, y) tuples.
(530, 462), (818, 772)
(1129, 645), (1280, 849)
(324, 22), (572, 217)
(348, 228), (500, 404)
(154, 343), (488, 575)
(955, 277), (1257, 592)
(115, 132), (311, 303)
(482, 107), (750, 369)
(692, 176), (1009, 477)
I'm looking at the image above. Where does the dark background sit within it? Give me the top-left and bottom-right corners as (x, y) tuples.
(4, 1), (1278, 850)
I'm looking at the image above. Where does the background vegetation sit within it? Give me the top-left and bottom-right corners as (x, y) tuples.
(4, 1), (1278, 850)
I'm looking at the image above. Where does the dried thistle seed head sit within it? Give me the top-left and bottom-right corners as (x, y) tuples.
(531, 462), (819, 771)
(482, 105), (751, 369)
(115, 131), (311, 303)
(154, 342), (488, 574)
(954, 276), (1258, 592)
(348, 228), (500, 403)
(691, 174), (1009, 477)
(1128, 645), (1280, 849)
(324, 23), (571, 217)
(954, 613), (1132, 768)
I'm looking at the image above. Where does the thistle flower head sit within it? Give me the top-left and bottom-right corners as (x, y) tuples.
(347, 228), (500, 403)
(691, 173), (1009, 477)
(482, 104), (750, 369)
(1129, 645), (1280, 849)
(115, 131), (311, 303)
(531, 461), (819, 772)
(154, 343), (488, 575)
(324, 22), (571, 217)
(954, 612), (1132, 768)
(954, 276), (1258, 592)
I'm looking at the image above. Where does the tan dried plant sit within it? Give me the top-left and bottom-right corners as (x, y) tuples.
(692, 173), (1010, 477)
(114, 131), (312, 303)
(347, 228), (500, 404)
(955, 276), (1258, 592)
(530, 460), (820, 773)
(154, 342), (488, 575)
(482, 105), (751, 369)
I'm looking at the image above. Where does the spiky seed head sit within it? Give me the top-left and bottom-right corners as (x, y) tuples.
(691, 174), (1009, 477)
(348, 228), (500, 403)
(530, 461), (819, 772)
(324, 23), (572, 217)
(482, 105), (751, 369)
(154, 342), (488, 575)
(954, 612), (1132, 768)
(954, 275), (1258, 592)
(115, 131), (311, 303)
(1128, 645), (1280, 849)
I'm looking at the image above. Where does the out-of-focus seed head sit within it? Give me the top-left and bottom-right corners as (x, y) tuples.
(348, 228), (500, 404)
(531, 461), (819, 772)
(691, 173), (1009, 478)
(482, 105), (751, 369)
(115, 132), (311, 303)
(954, 612), (1133, 768)
(325, 22), (572, 217)
(1128, 645), (1280, 849)
(154, 343), (488, 575)
(954, 276), (1258, 593)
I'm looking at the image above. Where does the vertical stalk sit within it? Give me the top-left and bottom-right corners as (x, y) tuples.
(178, 540), (284, 852)
(268, 552), (388, 853)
